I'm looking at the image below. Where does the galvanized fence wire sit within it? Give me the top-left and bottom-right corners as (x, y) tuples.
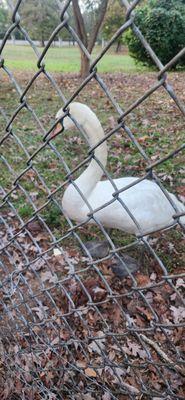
(0, 0), (185, 399)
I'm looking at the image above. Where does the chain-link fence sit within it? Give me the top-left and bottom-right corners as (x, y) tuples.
(0, 0), (185, 399)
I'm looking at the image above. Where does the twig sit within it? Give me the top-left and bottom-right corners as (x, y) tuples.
(140, 334), (185, 377)
(120, 381), (140, 395)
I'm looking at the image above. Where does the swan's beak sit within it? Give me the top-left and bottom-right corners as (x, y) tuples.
(51, 121), (63, 138)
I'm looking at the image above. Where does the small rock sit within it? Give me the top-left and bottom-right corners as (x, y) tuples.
(83, 240), (110, 259)
(110, 254), (139, 279)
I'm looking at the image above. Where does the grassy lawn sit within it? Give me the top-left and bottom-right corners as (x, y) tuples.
(2, 44), (149, 73)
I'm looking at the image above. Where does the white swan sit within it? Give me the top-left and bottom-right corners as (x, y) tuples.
(53, 102), (185, 236)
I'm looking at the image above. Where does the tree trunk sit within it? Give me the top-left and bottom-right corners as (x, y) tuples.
(72, 0), (108, 78)
(40, 35), (45, 47)
(80, 51), (90, 78)
(116, 41), (122, 53)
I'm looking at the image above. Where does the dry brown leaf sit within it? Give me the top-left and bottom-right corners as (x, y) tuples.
(138, 135), (150, 143)
(41, 270), (58, 284)
(136, 305), (153, 321)
(84, 367), (97, 378)
(76, 360), (87, 368)
(136, 273), (151, 286)
(32, 306), (49, 321)
(170, 305), (185, 323)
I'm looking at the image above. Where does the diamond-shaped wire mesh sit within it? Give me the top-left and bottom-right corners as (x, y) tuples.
(0, 0), (185, 399)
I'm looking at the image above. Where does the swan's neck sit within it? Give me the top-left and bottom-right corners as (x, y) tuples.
(75, 117), (107, 189)
(63, 112), (107, 216)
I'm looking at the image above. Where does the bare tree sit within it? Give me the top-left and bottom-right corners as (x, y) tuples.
(72, 0), (108, 77)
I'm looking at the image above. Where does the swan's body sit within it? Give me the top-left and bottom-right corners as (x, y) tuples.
(55, 102), (185, 236)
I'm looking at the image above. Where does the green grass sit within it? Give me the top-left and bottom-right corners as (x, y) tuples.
(2, 44), (148, 73)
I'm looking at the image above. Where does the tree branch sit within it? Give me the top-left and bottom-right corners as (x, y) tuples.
(87, 0), (109, 53)
(72, 0), (88, 47)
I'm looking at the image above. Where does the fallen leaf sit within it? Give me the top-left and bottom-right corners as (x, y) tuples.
(32, 258), (46, 271)
(176, 186), (185, 197)
(136, 306), (153, 321)
(76, 360), (87, 368)
(136, 273), (151, 286)
(41, 270), (58, 284)
(32, 306), (49, 321)
(175, 278), (185, 289)
(108, 115), (115, 129)
(170, 306), (185, 323)
(53, 248), (62, 256)
(138, 135), (149, 143)
(88, 340), (105, 355)
(84, 367), (97, 377)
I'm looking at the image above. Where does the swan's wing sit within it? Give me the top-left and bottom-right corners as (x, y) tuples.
(83, 178), (180, 234)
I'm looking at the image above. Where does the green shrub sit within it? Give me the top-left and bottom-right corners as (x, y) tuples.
(125, 0), (185, 68)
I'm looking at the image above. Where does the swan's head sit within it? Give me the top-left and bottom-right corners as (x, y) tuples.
(52, 102), (87, 137)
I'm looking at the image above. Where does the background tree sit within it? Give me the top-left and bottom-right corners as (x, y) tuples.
(22, 0), (59, 46)
(72, 0), (108, 77)
(0, 4), (8, 39)
(57, 3), (76, 46)
(125, 0), (185, 68)
(103, 0), (125, 53)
